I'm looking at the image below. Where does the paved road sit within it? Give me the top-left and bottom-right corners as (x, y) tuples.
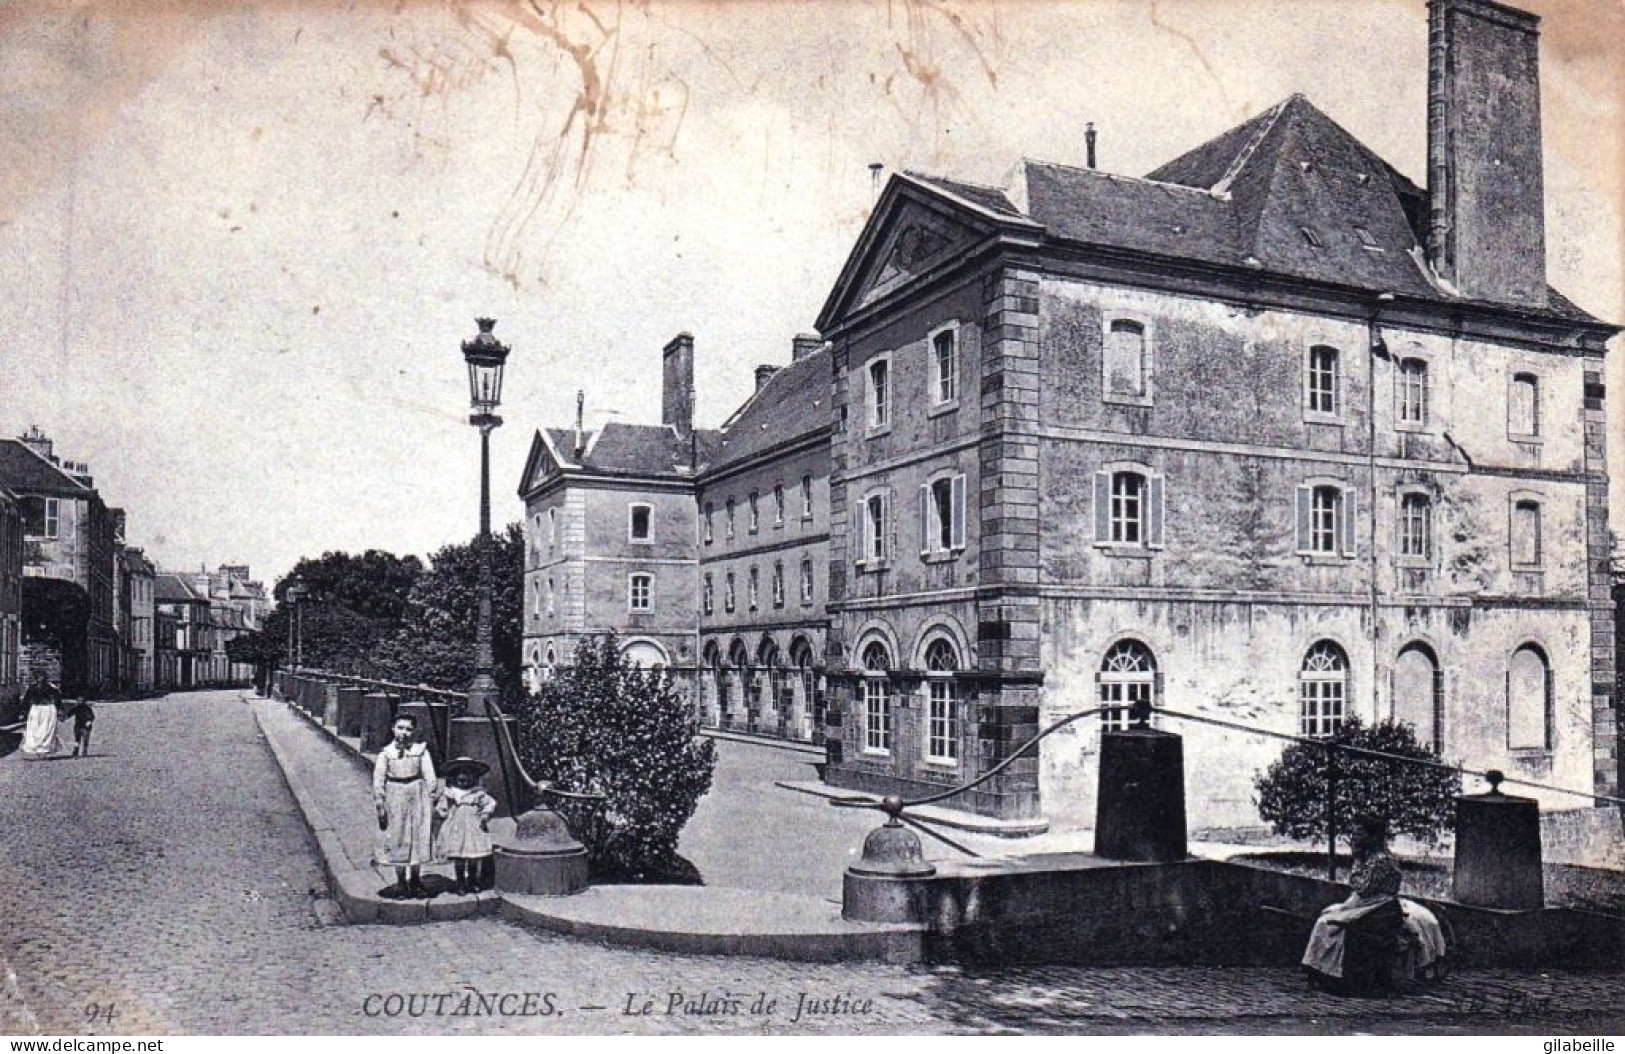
(2, 691), (1621, 1036)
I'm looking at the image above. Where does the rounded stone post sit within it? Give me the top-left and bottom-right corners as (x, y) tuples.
(1453, 770), (1544, 910)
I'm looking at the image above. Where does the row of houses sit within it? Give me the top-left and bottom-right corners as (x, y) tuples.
(0, 426), (265, 712)
(515, 0), (1618, 836)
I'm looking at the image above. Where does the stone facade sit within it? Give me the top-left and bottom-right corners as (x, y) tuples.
(811, 0), (1617, 833)
(0, 488), (22, 713)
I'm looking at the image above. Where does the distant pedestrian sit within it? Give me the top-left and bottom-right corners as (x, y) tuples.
(18, 672), (63, 759)
(372, 714), (437, 898)
(436, 757), (497, 895)
(67, 697), (96, 758)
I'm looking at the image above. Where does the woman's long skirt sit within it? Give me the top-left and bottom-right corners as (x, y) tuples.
(19, 704), (62, 759)
(376, 780), (434, 866)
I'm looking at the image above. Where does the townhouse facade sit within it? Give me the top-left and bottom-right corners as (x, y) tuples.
(0, 428), (118, 693)
(121, 547), (157, 692)
(811, 0), (1617, 832)
(0, 487), (22, 714)
(155, 574), (212, 689)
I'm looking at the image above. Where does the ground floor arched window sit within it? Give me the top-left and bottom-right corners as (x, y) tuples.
(1098, 638), (1157, 731)
(1392, 642), (1443, 749)
(1507, 644), (1552, 751)
(922, 636), (961, 765)
(860, 640), (892, 755)
(1300, 640), (1349, 738)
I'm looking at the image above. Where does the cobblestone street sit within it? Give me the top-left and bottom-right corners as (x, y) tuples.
(2, 691), (1622, 1036)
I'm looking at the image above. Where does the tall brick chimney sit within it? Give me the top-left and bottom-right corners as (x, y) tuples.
(662, 332), (695, 440)
(1426, 0), (1546, 307)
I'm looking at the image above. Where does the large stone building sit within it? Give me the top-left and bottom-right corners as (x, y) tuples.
(517, 344), (715, 682)
(517, 331), (834, 745)
(120, 547), (157, 693)
(812, 0), (1618, 833)
(155, 573), (212, 689)
(0, 428), (118, 693)
(695, 335), (832, 741)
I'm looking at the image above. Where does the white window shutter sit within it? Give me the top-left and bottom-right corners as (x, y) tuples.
(919, 484), (931, 556)
(854, 500), (866, 565)
(951, 474), (966, 549)
(1341, 488), (1358, 557)
(1148, 475), (1165, 548)
(1295, 485), (1311, 552)
(1093, 472), (1111, 542)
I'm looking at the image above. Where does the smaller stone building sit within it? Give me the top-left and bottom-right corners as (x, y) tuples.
(0, 487), (23, 715)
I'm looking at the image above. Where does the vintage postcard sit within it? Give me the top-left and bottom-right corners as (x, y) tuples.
(1, 0), (1622, 1041)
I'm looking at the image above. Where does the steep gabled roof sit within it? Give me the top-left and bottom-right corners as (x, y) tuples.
(154, 574), (205, 604)
(827, 94), (1608, 329)
(532, 421), (719, 482)
(704, 344), (832, 476)
(0, 440), (94, 498)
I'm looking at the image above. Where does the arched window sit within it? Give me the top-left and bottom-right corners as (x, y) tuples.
(1300, 641), (1349, 737)
(1393, 643), (1443, 750)
(1399, 493), (1432, 560)
(923, 637), (961, 765)
(1397, 358), (1429, 427)
(1507, 645), (1552, 751)
(1105, 319), (1147, 398)
(860, 640), (892, 755)
(1098, 639), (1156, 731)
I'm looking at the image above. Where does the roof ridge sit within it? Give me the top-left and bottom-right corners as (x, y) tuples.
(1024, 157), (1224, 198)
(904, 170), (1009, 194)
(1213, 95), (1298, 196)
(1, 437), (92, 491)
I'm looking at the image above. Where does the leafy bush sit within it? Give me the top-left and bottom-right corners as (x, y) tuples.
(513, 632), (716, 879)
(1254, 717), (1461, 849)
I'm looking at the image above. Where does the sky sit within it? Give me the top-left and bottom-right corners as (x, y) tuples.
(1, 0), (1620, 587)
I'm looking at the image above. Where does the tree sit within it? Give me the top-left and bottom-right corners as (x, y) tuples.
(1254, 717), (1461, 865)
(276, 549), (423, 673)
(373, 523), (524, 696)
(512, 632), (716, 879)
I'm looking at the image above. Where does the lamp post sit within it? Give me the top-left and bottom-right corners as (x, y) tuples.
(460, 317), (510, 716)
(286, 580), (308, 670)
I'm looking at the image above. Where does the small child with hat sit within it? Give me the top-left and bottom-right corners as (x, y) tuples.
(436, 756), (498, 895)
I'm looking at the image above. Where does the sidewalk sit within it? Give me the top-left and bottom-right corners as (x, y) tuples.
(251, 695), (923, 961)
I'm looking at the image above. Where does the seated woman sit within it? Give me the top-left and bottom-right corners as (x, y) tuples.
(1302, 813), (1405, 992)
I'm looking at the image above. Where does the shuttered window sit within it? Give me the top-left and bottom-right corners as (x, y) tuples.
(918, 474), (967, 556)
(1093, 470), (1164, 548)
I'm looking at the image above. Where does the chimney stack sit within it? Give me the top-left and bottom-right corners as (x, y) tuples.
(1426, 0), (1546, 307)
(754, 365), (780, 391)
(574, 390), (585, 455)
(19, 425), (54, 464)
(661, 332), (695, 441)
(1085, 122), (1098, 170)
(791, 332), (824, 361)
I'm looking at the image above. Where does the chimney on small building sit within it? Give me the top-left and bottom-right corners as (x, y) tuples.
(19, 426), (54, 464)
(661, 332), (695, 441)
(1425, 0), (1547, 307)
(574, 390), (585, 456)
(1085, 122), (1098, 169)
(791, 332), (824, 361)
(754, 365), (780, 391)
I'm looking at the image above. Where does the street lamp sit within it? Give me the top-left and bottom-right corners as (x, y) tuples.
(285, 579), (308, 669)
(461, 317), (510, 715)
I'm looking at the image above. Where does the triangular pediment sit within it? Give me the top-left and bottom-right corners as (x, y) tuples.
(517, 429), (566, 499)
(816, 174), (1039, 332)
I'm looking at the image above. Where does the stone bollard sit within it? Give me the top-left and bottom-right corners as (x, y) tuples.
(491, 808), (591, 896)
(335, 687), (366, 738)
(1094, 726), (1188, 862)
(1453, 770), (1544, 910)
(321, 684), (341, 728)
(360, 692), (398, 753)
(449, 713), (528, 818)
(842, 797), (937, 924)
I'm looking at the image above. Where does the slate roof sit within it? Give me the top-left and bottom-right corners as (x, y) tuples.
(0, 440), (93, 498)
(910, 94), (1601, 324)
(705, 344), (832, 475)
(541, 421), (721, 479)
(154, 574), (206, 604)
